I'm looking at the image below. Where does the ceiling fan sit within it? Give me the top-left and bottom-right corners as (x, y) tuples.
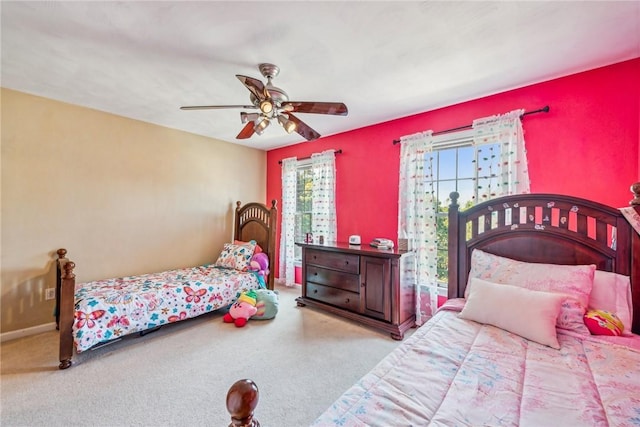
(180, 63), (348, 141)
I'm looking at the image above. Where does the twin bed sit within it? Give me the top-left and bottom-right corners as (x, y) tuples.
(227, 187), (640, 427)
(56, 200), (277, 369)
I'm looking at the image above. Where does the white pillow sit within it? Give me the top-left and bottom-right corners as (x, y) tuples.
(466, 249), (595, 335)
(459, 277), (564, 349)
(590, 271), (633, 334)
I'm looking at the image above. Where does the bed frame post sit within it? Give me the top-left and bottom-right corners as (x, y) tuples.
(632, 213), (640, 334)
(55, 248), (68, 329)
(267, 200), (277, 291)
(630, 182), (640, 334)
(58, 260), (76, 369)
(226, 379), (260, 427)
(630, 182), (640, 206)
(448, 192), (460, 299)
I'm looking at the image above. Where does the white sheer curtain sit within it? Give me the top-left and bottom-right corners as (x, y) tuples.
(278, 157), (298, 287)
(397, 110), (530, 324)
(310, 150), (337, 243)
(472, 109), (530, 198)
(398, 131), (438, 325)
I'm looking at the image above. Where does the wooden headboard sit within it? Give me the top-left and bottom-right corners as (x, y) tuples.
(234, 200), (278, 290)
(448, 190), (640, 334)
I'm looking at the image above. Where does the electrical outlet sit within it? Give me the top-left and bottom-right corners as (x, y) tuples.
(45, 288), (56, 300)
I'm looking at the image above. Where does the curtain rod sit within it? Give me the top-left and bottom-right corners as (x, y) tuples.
(392, 105), (550, 145)
(278, 149), (343, 165)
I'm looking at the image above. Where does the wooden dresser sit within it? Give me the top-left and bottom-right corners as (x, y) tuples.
(296, 242), (415, 340)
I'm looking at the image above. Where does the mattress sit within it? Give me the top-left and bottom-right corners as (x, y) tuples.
(312, 302), (640, 426)
(73, 264), (260, 352)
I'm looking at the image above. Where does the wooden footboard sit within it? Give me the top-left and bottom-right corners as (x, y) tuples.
(226, 379), (260, 427)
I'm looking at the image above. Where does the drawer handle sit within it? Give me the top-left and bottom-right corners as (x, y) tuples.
(314, 272), (318, 276)
(313, 289), (318, 294)
(345, 261), (349, 265)
(345, 298), (350, 303)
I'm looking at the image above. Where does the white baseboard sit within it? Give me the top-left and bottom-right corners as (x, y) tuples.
(1, 322), (57, 343)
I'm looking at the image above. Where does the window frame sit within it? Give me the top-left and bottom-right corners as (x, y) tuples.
(429, 129), (477, 292)
(294, 159), (314, 262)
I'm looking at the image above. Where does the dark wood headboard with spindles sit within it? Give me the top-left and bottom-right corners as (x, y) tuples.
(448, 183), (640, 334)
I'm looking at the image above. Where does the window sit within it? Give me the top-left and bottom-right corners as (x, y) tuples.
(430, 130), (502, 291)
(280, 149), (337, 286)
(294, 163), (313, 260)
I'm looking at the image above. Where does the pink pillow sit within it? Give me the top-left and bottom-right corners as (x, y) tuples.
(467, 249), (595, 335)
(460, 278), (564, 349)
(589, 271), (633, 334)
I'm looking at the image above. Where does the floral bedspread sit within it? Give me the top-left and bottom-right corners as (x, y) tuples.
(312, 302), (640, 426)
(73, 264), (260, 352)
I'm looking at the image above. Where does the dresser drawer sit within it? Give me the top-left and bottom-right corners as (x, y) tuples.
(306, 249), (359, 274)
(306, 283), (360, 312)
(306, 265), (360, 293)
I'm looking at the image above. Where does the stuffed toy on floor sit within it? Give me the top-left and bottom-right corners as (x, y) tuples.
(223, 290), (258, 327)
(252, 289), (279, 320)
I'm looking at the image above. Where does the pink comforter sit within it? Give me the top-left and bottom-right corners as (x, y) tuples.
(312, 302), (640, 426)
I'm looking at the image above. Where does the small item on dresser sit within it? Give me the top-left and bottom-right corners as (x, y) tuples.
(370, 238), (394, 249)
(349, 235), (361, 245)
(305, 232), (313, 243)
(318, 235), (324, 244)
(398, 238), (410, 251)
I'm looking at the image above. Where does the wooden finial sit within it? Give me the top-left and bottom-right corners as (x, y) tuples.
(450, 191), (460, 208)
(57, 248), (67, 259)
(630, 182), (640, 206)
(63, 262), (76, 279)
(270, 199), (277, 209)
(227, 379), (260, 427)
(236, 201), (242, 209)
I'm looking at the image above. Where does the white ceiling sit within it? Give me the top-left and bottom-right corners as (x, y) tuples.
(2, 1), (639, 151)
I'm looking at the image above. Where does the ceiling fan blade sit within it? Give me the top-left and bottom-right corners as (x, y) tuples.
(282, 102), (348, 116)
(180, 105), (256, 110)
(236, 121), (255, 140)
(287, 113), (321, 141)
(236, 75), (268, 101)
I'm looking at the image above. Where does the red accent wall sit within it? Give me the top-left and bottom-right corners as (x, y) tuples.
(266, 59), (640, 277)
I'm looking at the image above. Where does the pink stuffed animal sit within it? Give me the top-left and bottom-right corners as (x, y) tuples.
(223, 290), (258, 327)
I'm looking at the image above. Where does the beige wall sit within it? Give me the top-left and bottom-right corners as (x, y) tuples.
(1, 88), (266, 333)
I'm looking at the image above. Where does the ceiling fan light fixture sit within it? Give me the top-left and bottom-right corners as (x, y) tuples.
(278, 114), (296, 134)
(254, 117), (270, 135)
(259, 100), (273, 114)
(240, 112), (260, 124)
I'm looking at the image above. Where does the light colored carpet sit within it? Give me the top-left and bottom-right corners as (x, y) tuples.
(1, 285), (413, 426)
